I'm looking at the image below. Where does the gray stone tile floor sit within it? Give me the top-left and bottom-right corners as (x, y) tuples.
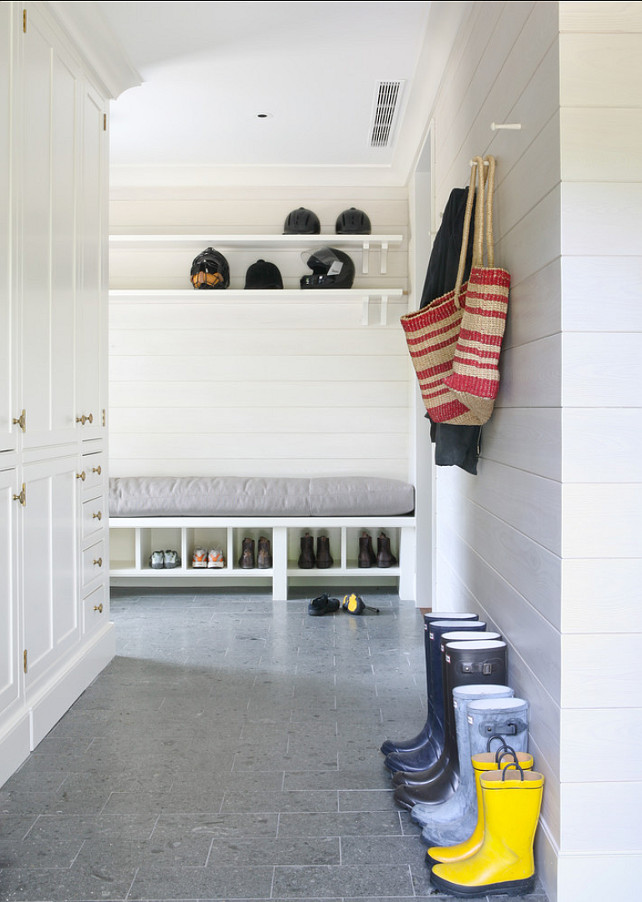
(0, 587), (548, 902)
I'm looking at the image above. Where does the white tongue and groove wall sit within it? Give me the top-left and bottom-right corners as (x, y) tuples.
(108, 188), (411, 482)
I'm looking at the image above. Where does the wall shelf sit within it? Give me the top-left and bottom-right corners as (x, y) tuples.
(109, 233), (404, 275)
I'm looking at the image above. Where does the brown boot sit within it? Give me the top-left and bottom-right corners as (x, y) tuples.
(238, 537), (255, 569)
(257, 536), (272, 569)
(316, 535), (333, 569)
(376, 532), (397, 568)
(358, 532), (377, 568)
(298, 532), (315, 569)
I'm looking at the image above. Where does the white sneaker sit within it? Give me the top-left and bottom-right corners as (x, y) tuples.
(208, 549), (225, 568)
(192, 548), (208, 568)
(149, 550), (164, 570)
(163, 550), (181, 569)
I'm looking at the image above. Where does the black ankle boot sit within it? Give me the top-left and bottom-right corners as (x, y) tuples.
(376, 532), (398, 568)
(298, 533), (315, 569)
(257, 536), (272, 569)
(358, 532), (376, 567)
(238, 537), (255, 569)
(316, 535), (333, 569)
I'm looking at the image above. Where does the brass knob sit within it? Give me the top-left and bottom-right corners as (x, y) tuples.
(92, 511), (102, 521)
(12, 409), (26, 432)
(87, 413), (94, 424)
(93, 558), (103, 567)
(76, 471), (86, 481)
(92, 465), (102, 475)
(76, 413), (94, 425)
(13, 484), (26, 506)
(93, 603), (103, 614)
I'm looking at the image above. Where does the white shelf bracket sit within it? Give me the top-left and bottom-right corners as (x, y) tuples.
(379, 295), (389, 326)
(380, 241), (389, 275)
(361, 241), (370, 275)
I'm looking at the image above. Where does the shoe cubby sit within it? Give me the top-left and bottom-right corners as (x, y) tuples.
(109, 516), (415, 599)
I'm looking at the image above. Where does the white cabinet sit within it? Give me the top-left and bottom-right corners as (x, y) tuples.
(0, 1), (125, 782)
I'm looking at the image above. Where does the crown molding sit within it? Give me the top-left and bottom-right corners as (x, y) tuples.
(45, 0), (141, 98)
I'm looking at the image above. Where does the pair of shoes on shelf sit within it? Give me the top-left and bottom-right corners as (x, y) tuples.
(192, 548), (225, 569)
(239, 536), (272, 570)
(298, 533), (333, 569)
(358, 531), (397, 568)
(150, 550), (181, 569)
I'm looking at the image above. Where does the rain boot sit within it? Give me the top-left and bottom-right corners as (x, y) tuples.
(393, 630), (501, 787)
(384, 620), (487, 774)
(430, 762), (544, 897)
(380, 613), (479, 757)
(426, 740), (533, 867)
(416, 695), (530, 838)
(392, 639), (507, 808)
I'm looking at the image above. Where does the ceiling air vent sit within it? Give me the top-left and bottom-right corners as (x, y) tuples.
(369, 80), (404, 148)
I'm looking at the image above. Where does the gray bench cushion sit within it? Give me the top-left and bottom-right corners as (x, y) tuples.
(109, 476), (414, 518)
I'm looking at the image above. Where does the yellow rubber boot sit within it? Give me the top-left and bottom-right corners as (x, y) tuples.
(427, 750), (533, 866)
(430, 764), (544, 897)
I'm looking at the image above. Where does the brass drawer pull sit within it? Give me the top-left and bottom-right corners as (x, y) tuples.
(93, 603), (103, 614)
(92, 465), (102, 475)
(76, 413), (94, 426)
(76, 471), (86, 481)
(12, 409), (26, 432)
(93, 558), (103, 567)
(92, 511), (102, 521)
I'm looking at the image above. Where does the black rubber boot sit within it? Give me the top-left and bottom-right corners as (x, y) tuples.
(383, 619), (487, 774)
(380, 612), (481, 758)
(392, 638), (508, 810)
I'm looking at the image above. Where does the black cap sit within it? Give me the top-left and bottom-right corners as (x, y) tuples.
(245, 259), (283, 290)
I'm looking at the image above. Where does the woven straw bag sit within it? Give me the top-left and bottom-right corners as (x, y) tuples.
(444, 155), (510, 424)
(400, 162), (479, 425)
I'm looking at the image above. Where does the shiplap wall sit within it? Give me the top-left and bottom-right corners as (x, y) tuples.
(556, 2), (642, 898)
(426, 2), (642, 900)
(108, 188), (411, 480)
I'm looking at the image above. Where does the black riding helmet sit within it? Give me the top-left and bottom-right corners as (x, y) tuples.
(300, 246), (355, 289)
(283, 207), (321, 234)
(335, 207), (371, 234)
(190, 247), (230, 289)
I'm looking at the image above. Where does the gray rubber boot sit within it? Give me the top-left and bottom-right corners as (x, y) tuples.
(419, 695), (530, 845)
(409, 683), (513, 828)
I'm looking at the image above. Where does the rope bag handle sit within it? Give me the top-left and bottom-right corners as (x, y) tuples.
(453, 159), (479, 310)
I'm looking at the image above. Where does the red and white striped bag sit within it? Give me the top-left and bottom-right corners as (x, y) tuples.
(444, 155), (510, 424)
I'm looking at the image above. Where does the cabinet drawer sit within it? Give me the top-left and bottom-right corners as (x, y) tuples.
(81, 495), (105, 540)
(83, 582), (107, 632)
(80, 453), (104, 494)
(82, 539), (105, 587)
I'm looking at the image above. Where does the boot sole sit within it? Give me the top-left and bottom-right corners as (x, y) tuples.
(431, 871), (535, 897)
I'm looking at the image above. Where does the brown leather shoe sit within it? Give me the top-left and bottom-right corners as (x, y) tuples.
(257, 536), (272, 569)
(358, 532), (377, 568)
(298, 533), (315, 569)
(238, 537), (255, 569)
(316, 535), (333, 569)
(376, 532), (398, 568)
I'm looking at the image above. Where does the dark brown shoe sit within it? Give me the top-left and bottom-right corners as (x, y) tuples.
(238, 537), (255, 569)
(358, 532), (377, 568)
(376, 532), (397, 568)
(316, 535), (333, 569)
(257, 536), (272, 569)
(298, 532), (315, 569)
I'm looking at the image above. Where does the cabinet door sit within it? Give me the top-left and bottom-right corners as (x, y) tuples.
(0, 468), (21, 724)
(18, 7), (79, 450)
(76, 83), (108, 436)
(21, 453), (79, 695)
(0, 4), (15, 454)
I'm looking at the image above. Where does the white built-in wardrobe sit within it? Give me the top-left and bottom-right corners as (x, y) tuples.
(0, 1), (136, 785)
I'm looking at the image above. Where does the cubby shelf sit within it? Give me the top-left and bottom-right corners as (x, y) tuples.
(109, 515), (415, 600)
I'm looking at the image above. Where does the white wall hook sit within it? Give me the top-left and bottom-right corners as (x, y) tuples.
(491, 122), (522, 130)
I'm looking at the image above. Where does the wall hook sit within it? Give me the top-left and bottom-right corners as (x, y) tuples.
(491, 122), (522, 131)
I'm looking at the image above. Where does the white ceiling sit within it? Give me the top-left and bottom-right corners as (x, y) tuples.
(94, 1), (466, 187)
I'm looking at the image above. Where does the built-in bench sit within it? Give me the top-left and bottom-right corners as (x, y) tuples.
(108, 476), (417, 600)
